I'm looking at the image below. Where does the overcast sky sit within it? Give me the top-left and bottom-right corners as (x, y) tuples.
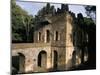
(16, 0), (87, 17)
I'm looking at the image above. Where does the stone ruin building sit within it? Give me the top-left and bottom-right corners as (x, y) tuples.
(12, 4), (90, 74)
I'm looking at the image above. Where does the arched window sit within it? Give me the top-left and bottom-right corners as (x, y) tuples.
(56, 31), (58, 41)
(54, 31), (60, 41)
(46, 30), (50, 42)
(38, 32), (41, 41)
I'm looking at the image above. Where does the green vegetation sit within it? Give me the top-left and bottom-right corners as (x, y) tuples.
(11, 0), (34, 43)
(11, 0), (96, 43)
(11, 1), (57, 43)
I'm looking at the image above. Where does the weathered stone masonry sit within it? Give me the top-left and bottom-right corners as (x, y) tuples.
(12, 11), (88, 73)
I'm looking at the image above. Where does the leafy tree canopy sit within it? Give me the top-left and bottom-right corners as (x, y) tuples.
(11, 0), (34, 43)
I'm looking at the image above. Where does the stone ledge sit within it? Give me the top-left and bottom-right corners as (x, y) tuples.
(12, 43), (51, 49)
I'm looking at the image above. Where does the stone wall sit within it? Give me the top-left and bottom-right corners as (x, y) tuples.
(12, 12), (89, 73)
(12, 45), (52, 72)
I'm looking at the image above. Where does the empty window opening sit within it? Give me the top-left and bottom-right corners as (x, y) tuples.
(56, 31), (58, 41)
(54, 31), (60, 41)
(38, 32), (41, 41)
(46, 30), (50, 42)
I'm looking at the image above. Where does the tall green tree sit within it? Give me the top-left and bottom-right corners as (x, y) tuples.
(11, 0), (34, 43)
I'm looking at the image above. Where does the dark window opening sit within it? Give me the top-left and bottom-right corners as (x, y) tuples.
(38, 32), (41, 41)
(56, 31), (59, 41)
(46, 30), (50, 42)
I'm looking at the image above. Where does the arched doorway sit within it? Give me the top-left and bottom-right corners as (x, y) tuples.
(72, 51), (77, 66)
(38, 51), (47, 68)
(12, 55), (19, 73)
(12, 53), (25, 73)
(18, 53), (25, 73)
(53, 51), (58, 70)
(84, 47), (88, 62)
